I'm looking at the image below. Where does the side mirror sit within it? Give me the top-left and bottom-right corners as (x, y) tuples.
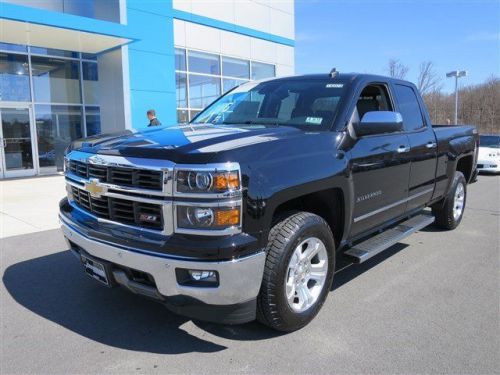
(354, 111), (403, 137)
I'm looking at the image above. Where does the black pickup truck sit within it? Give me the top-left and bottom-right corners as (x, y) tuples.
(60, 72), (478, 332)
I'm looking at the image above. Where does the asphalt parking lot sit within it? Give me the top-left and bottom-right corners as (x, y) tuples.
(1, 175), (499, 375)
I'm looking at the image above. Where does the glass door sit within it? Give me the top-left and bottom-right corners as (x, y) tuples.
(0, 106), (37, 178)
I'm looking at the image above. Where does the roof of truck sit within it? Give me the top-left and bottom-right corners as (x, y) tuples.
(270, 73), (412, 85)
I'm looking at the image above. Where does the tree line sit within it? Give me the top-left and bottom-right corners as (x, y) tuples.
(386, 59), (499, 134)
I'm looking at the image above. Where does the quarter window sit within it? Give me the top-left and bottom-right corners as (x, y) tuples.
(394, 84), (425, 131)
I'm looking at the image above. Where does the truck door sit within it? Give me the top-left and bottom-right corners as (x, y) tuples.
(348, 83), (411, 237)
(392, 83), (438, 212)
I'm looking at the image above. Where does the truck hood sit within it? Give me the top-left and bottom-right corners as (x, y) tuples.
(72, 124), (319, 163)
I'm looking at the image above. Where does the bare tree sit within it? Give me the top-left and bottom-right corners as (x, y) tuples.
(387, 58), (409, 79)
(417, 61), (442, 95)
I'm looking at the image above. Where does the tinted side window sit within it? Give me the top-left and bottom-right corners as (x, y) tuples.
(394, 84), (425, 131)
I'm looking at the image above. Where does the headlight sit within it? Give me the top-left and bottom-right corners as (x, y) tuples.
(174, 163), (242, 235)
(174, 164), (241, 196)
(175, 203), (241, 234)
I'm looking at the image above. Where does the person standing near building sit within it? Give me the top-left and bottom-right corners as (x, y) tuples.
(147, 109), (161, 127)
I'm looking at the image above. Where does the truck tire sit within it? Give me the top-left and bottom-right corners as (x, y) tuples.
(432, 171), (467, 230)
(257, 212), (335, 332)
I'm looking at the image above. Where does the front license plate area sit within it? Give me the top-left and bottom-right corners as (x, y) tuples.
(81, 254), (110, 286)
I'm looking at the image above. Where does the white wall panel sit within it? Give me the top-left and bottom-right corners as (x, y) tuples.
(276, 44), (294, 66)
(185, 22), (221, 53)
(221, 32), (251, 59)
(173, 0), (294, 40)
(269, 8), (294, 39)
(190, 0), (235, 24)
(172, 0), (191, 13)
(234, 0), (270, 33)
(173, 19), (186, 47)
(250, 38), (276, 62)
(276, 64), (294, 77)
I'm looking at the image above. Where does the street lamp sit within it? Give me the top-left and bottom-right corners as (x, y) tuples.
(446, 70), (467, 124)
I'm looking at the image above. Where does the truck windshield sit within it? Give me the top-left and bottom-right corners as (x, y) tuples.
(191, 79), (345, 130)
(480, 135), (500, 148)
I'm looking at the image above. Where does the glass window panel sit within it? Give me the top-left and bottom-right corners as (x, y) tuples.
(175, 48), (186, 71)
(188, 51), (220, 75)
(0, 42), (27, 53)
(189, 110), (201, 122)
(85, 106), (101, 136)
(251, 62), (275, 80)
(30, 46), (79, 58)
(222, 57), (250, 79)
(35, 105), (83, 172)
(188, 74), (221, 109)
(31, 56), (81, 104)
(82, 62), (99, 105)
(223, 78), (248, 93)
(176, 72), (187, 108)
(394, 84), (425, 131)
(1, 107), (33, 170)
(177, 109), (189, 123)
(0, 52), (31, 101)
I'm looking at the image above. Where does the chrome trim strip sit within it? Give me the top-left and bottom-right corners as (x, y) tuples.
(67, 200), (174, 236)
(66, 172), (169, 198)
(353, 188), (433, 223)
(65, 178), (167, 205)
(66, 151), (174, 197)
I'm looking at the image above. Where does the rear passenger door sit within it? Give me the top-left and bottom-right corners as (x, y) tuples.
(348, 83), (411, 237)
(392, 84), (437, 213)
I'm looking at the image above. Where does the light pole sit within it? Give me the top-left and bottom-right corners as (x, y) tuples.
(446, 70), (467, 124)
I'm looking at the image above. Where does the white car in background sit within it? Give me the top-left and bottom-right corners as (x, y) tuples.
(477, 135), (500, 174)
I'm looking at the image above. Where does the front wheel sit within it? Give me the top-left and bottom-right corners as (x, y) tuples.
(432, 171), (467, 230)
(257, 212), (335, 332)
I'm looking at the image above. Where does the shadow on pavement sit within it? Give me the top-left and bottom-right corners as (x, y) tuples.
(3, 241), (408, 351)
(2, 249), (285, 354)
(332, 243), (409, 291)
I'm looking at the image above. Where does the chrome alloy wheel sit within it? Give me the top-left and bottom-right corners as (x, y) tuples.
(285, 237), (329, 313)
(453, 182), (465, 221)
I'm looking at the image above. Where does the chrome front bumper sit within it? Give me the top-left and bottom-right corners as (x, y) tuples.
(60, 217), (266, 306)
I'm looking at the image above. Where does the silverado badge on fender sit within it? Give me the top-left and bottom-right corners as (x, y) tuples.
(84, 178), (107, 198)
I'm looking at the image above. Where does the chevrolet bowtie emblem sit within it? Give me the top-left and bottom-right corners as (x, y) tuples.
(84, 178), (107, 198)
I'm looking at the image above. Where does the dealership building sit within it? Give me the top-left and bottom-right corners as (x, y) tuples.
(0, 0), (295, 178)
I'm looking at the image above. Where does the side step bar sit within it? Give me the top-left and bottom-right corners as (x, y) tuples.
(344, 214), (435, 263)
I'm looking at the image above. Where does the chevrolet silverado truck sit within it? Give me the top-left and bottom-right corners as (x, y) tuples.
(60, 72), (478, 332)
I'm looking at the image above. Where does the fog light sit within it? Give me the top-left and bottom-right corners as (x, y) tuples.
(176, 268), (219, 287)
(189, 270), (217, 282)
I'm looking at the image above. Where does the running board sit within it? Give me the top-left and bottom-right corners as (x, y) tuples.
(344, 214), (435, 263)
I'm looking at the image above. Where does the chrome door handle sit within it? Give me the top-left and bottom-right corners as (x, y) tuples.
(426, 141), (437, 149)
(397, 145), (410, 153)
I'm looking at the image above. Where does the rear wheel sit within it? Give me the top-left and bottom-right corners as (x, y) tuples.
(257, 212), (335, 332)
(432, 171), (467, 230)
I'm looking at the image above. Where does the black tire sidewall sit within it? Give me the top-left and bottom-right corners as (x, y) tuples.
(270, 215), (335, 330)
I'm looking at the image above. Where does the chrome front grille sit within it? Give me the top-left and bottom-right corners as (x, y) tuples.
(71, 186), (163, 230)
(69, 160), (163, 191)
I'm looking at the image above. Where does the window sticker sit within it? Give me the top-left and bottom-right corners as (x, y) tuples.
(326, 83), (343, 88)
(305, 117), (323, 125)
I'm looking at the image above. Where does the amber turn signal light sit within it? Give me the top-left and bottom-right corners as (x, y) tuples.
(215, 208), (240, 226)
(214, 171), (240, 191)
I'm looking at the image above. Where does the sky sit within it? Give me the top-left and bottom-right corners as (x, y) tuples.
(294, 0), (500, 92)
